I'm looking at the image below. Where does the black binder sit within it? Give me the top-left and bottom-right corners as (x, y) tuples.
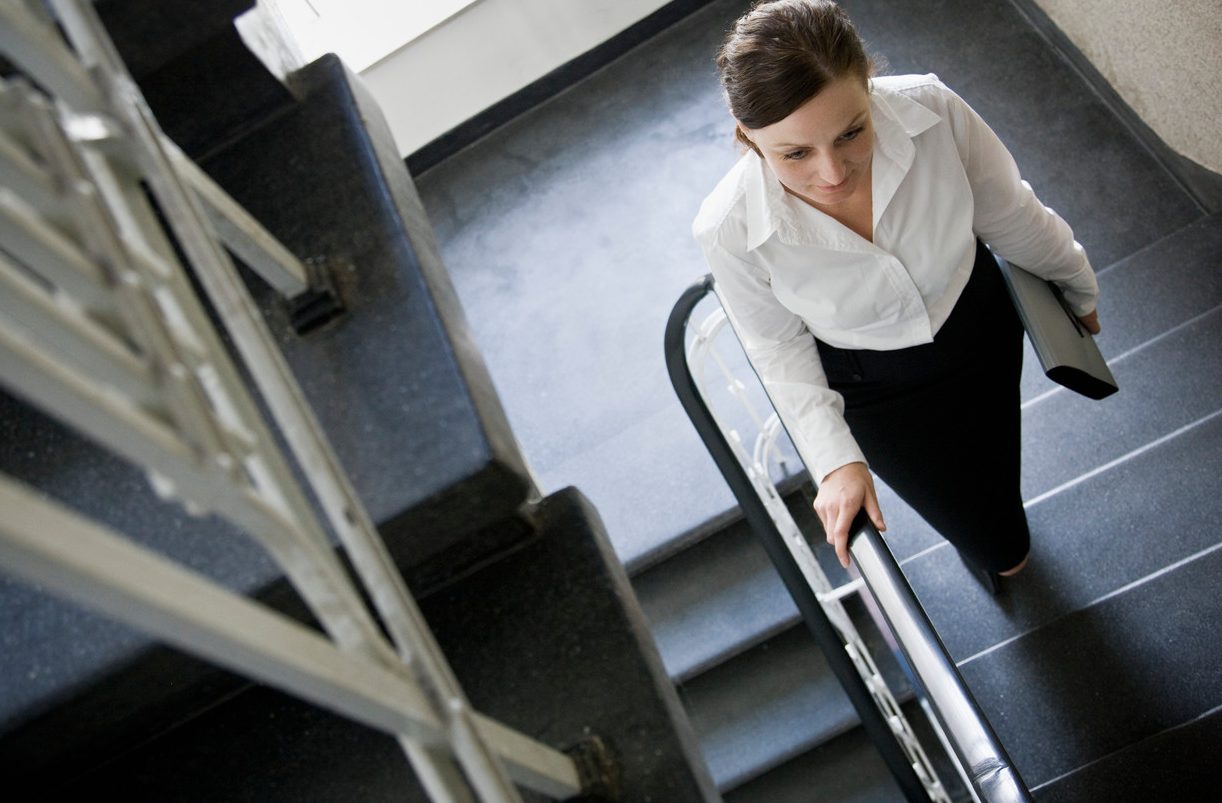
(996, 256), (1118, 400)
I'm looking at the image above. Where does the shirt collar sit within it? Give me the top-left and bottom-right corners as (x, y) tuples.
(741, 82), (942, 251)
(744, 152), (787, 250)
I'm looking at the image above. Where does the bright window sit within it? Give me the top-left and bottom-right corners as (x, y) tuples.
(266, 0), (480, 72)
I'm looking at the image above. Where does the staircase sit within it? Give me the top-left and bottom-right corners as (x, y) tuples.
(414, 0), (1222, 799)
(0, 2), (716, 799)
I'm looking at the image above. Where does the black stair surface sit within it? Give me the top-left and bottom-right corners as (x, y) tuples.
(412, 0), (1222, 799)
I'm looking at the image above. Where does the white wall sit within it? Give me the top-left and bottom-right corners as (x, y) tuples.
(359, 0), (673, 157)
(1034, 0), (1222, 174)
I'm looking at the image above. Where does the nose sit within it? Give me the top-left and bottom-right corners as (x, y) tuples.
(814, 153), (847, 187)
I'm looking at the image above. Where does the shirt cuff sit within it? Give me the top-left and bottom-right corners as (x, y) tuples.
(791, 426), (868, 486)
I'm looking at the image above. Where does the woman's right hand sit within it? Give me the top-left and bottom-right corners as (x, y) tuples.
(814, 462), (886, 569)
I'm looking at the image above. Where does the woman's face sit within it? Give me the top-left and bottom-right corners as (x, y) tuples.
(741, 76), (874, 209)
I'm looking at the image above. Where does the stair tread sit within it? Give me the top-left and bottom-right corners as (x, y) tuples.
(907, 405), (1222, 663)
(1022, 305), (1222, 500)
(680, 620), (911, 791)
(725, 732), (906, 803)
(1033, 704), (1222, 802)
(636, 518), (798, 681)
(539, 401), (740, 573)
(957, 546), (1222, 788)
(635, 484), (859, 681)
(722, 696), (967, 803)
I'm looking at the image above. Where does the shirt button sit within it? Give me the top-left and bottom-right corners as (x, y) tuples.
(850, 372), (863, 382)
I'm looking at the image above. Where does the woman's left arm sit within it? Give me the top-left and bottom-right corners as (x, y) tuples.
(940, 84), (1100, 324)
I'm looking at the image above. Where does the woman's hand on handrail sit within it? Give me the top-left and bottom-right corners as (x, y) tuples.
(815, 461), (886, 569)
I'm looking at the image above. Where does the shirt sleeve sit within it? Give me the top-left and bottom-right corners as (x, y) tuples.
(695, 232), (867, 483)
(940, 84), (1100, 316)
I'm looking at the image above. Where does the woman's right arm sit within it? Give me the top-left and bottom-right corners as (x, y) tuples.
(696, 239), (886, 566)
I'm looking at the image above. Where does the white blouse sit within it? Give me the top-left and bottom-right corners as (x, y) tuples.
(692, 73), (1098, 483)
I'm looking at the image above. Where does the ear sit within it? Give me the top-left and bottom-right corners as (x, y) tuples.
(735, 125), (762, 156)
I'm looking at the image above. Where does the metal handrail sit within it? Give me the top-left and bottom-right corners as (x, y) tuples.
(665, 274), (1033, 802)
(665, 276), (929, 803)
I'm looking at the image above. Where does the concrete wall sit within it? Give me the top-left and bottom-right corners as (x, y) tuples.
(359, 0), (673, 157)
(1034, 0), (1222, 174)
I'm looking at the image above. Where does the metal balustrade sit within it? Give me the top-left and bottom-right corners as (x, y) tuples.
(0, 1), (587, 800)
(666, 275), (1033, 802)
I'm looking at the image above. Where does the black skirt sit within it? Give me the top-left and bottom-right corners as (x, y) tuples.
(815, 239), (1029, 572)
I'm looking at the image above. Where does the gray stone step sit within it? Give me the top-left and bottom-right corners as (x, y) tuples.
(723, 719), (907, 803)
(678, 614), (912, 792)
(904, 390), (1222, 663)
(959, 544), (1222, 790)
(633, 483), (851, 682)
(1089, 211), (1222, 353)
(702, 405), (1222, 798)
(9, 488), (721, 801)
(723, 696), (974, 803)
(540, 397), (737, 575)
(1033, 704), (1222, 802)
(1021, 303), (1222, 500)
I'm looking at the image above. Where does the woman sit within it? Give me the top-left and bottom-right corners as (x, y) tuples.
(692, 0), (1100, 583)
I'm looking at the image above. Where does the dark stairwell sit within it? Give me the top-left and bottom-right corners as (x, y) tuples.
(412, 0), (1222, 799)
(0, 2), (715, 800)
(1, 0), (1219, 800)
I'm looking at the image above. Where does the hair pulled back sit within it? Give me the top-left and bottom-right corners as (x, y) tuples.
(717, 0), (873, 149)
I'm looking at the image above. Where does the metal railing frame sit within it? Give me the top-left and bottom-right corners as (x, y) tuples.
(682, 299), (951, 802)
(0, 2), (587, 799)
(665, 275), (1033, 802)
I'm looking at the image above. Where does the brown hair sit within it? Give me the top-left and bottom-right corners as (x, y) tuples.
(716, 0), (874, 152)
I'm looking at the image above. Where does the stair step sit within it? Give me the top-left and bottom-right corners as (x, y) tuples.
(1033, 704), (1222, 802)
(1088, 210), (1222, 357)
(0, 49), (535, 778)
(13, 489), (721, 801)
(679, 616), (912, 792)
(958, 544), (1222, 789)
(540, 400), (739, 573)
(905, 403), (1222, 662)
(1022, 303), (1222, 500)
(724, 695), (974, 803)
(722, 716), (908, 803)
(634, 483), (852, 682)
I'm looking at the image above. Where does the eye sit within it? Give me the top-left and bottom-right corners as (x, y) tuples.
(782, 149), (808, 161)
(838, 126), (864, 143)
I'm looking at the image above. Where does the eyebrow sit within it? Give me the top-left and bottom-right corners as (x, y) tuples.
(772, 112), (868, 149)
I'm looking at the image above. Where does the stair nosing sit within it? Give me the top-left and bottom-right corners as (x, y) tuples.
(716, 686), (921, 794)
(674, 611), (802, 684)
(626, 470), (812, 578)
